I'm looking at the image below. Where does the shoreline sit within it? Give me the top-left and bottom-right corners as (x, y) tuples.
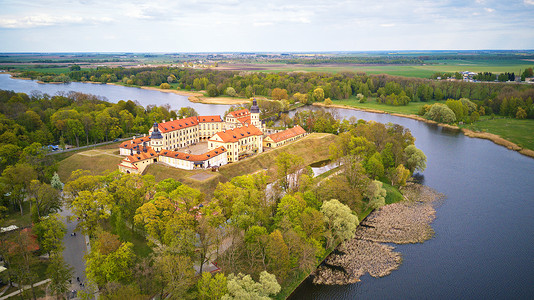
(107, 83), (250, 105)
(314, 102), (534, 159)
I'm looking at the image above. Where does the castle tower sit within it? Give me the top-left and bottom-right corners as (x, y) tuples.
(250, 98), (261, 130)
(150, 122), (164, 152)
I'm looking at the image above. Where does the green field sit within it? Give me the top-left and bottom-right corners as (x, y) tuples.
(332, 96), (440, 115)
(460, 117), (534, 150)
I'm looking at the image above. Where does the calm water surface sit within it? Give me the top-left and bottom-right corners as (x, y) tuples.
(0, 73), (230, 115)
(1, 73), (533, 299)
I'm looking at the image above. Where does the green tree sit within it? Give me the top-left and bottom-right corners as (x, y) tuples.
(275, 152), (304, 192)
(404, 145), (427, 174)
(70, 189), (113, 236)
(207, 84), (219, 97)
(1, 163), (37, 215)
(154, 252), (195, 298)
(29, 180), (61, 221)
(516, 107), (527, 119)
(424, 103), (456, 123)
(159, 83), (171, 89)
(266, 230), (290, 281)
(177, 106), (199, 119)
(108, 173), (154, 232)
(321, 199), (359, 249)
(46, 254), (74, 300)
(313, 87), (325, 102)
(86, 231), (135, 288)
(197, 272), (228, 300)
(366, 180), (386, 209)
(225, 87), (237, 97)
(222, 271), (281, 300)
(34, 213), (66, 256)
(50, 172), (64, 190)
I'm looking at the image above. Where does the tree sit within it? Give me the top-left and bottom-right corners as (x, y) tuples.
(29, 180), (61, 221)
(159, 83), (171, 89)
(70, 189), (113, 236)
(321, 199), (359, 249)
(86, 231), (135, 288)
(225, 87), (237, 97)
(516, 107), (527, 119)
(222, 271), (281, 300)
(34, 213), (66, 256)
(275, 152), (304, 192)
(271, 88), (288, 100)
(154, 252), (195, 298)
(177, 106), (199, 119)
(324, 98), (333, 105)
(424, 103), (456, 123)
(313, 87), (325, 102)
(50, 172), (64, 190)
(404, 145), (427, 174)
(366, 180), (386, 209)
(0, 144), (21, 172)
(207, 84), (219, 97)
(1, 163), (37, 215)
(46, 255), (74, 300)
(197, 272), (228, 300)
(266, 230), (290, 281)
(108, 173), (154, 232)
(391, 164), (410, 187)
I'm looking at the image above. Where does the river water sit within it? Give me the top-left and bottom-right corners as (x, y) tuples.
(1, 73), (533, 299)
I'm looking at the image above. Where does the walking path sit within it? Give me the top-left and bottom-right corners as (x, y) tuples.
(0, 279), (51, 300)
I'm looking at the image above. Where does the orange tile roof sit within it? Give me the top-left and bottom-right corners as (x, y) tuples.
(198, 115), (223, 123)
(237, 116), (251, 125)
(120, 136), (151, 149)
(229, 109), (250, 118)
(209, 125), (263, 143)
(160, 146), (227, 162)
(158, 116), (199, 133)
(124, 148), (159, 163)
(267, 125), (306, 143)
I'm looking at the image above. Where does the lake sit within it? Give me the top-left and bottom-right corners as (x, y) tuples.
(1, 73), (533, 299)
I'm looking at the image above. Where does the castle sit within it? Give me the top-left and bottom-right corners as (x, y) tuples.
(118, 99), (306, 174)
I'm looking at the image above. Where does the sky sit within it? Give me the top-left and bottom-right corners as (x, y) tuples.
(1, 0), (533, 52)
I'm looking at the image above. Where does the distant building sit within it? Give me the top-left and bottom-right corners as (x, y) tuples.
(263, 125), (307, 148)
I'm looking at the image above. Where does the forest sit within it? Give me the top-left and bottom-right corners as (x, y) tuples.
(15, 65), (534, 121)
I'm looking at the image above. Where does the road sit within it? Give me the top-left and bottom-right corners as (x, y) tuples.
(59, 206), (90, 298)
(46, 137), (133, 156)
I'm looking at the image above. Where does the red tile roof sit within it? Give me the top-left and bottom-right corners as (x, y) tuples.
(229, 109), (250, 118)
(160, 146), (227, 162)
(158, 116), (199, 133)
(209, 125), (263, 143)
(198, 115), (223, 123)
(124, 148), (159, 163)
(237, 116), (251, 125)
(120, 136), (151, 149)
(267, 125), (306, 143)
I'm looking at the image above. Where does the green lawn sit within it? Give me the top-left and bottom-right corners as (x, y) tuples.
(332, 96), (440, 115)
(460, 117), (534, 151)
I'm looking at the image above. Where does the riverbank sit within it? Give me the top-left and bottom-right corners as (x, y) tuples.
(311, 184), (443, 285)
(106, 83), (251, 105)
(314, 102), (534, 159)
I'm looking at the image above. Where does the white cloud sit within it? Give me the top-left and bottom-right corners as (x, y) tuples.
(0, 15), (112, 28)
(484, 7), (495, 13)
(525, 0), (534, 5)
(380, 23), (395, 27)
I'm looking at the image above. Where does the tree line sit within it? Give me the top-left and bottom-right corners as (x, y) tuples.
(16, 66), (534, 107)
